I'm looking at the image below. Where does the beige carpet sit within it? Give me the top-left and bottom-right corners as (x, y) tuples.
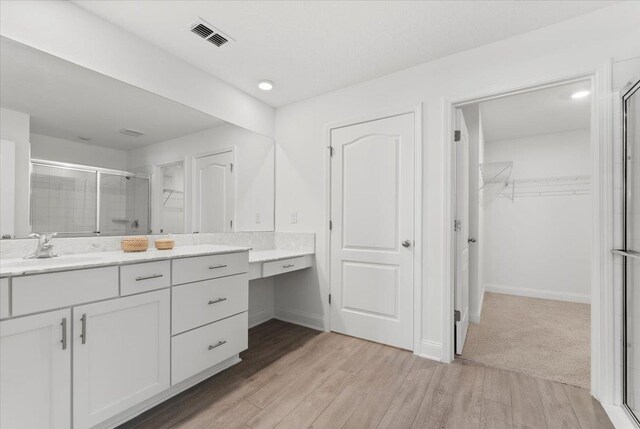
(460, 292), (590, 389)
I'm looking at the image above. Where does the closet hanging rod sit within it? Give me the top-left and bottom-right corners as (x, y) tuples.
(612, 249), (640, 260)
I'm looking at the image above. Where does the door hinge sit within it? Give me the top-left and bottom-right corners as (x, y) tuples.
(329, 220), (333, 230)
(454, 130), (461, 142)
(454, 219), (462, 232)
(230, 220), (233, 228)
(230, 163), (233, 172)
(328, 146), (334, 157)
(329, 294), (332, 305)
(454, 310), (461, 322)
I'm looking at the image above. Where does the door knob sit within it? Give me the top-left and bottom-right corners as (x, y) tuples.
(468, 238), (477, 243)
(402, 240), (412, 248)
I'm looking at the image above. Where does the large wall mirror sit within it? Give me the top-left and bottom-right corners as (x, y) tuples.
(0, 37), (274, 238)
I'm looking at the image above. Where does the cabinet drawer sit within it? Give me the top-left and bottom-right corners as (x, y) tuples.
(172, 252), (248, 285)
(12, 267), (118, 316)
(262, 255), (312, 278)
(120, 261), (171, 296)
(171, 312), (247, 385)
(172, 274), (248, 335)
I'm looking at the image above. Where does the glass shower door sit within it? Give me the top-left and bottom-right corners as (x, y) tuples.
(624, 78), (640, 424)
(99, 173), (149, 235)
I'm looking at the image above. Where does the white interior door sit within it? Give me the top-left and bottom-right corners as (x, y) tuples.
(455, 110), (470, 355)
(193, 150), (234, 233)
(330, 113), (415, 350)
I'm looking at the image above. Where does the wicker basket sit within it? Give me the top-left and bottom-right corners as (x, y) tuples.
(155, 238), (175, 250)
(121, 236), (149, 252)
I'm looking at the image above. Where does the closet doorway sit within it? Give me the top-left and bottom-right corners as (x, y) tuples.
(452, 80), (593, 389)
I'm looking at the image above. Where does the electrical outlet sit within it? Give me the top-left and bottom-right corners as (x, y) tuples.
(291, 211), (298, 224)
(255, 213), (261, 224)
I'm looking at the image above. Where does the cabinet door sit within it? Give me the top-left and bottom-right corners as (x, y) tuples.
(1, 309), (71, 429)
(73, 290), (170, 429)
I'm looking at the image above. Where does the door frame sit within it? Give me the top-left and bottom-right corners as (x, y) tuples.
(443, 62), (614, 403)
(191, 147), (236, 233)
(324, 104), (423, 353)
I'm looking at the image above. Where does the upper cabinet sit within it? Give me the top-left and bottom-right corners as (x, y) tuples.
(0, 35), (275, 238)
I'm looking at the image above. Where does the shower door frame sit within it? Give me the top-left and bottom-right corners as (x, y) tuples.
(621, 78), (640, 426)
(30, 158), (151, 236)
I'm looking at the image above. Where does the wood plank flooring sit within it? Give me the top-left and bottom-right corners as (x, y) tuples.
(117, 319), (613, 429)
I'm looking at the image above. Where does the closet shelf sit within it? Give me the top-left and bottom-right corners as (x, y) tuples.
(480, 161), (513, 208)
(499, 175), (591, 199)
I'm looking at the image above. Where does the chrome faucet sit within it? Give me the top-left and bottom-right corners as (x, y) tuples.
(25, 233), (58, 259)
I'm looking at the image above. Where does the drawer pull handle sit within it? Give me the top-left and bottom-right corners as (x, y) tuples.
(208, 340), (227, 350)
(135, 274), (164, 281)
(80, 313), (87, 345)
(283, 264), (295, 269)
(61, 318), (67, 350)
(209, 264), (228, 270)
(208, 297), (228, 305)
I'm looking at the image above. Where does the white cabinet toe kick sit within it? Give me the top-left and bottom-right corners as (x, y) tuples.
(0, 250), (250, 429)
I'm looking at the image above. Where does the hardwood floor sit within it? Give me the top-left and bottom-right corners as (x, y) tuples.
(118, 319), (613, 429)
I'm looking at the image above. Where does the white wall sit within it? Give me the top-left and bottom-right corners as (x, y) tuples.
(482, 129), (591, 303)
(31, 133), (128, 170)
(0, 107), (30, 237)
(0, 0), (274, 138)
(127, 123), (275, 233)
(273, 2), (640, 362)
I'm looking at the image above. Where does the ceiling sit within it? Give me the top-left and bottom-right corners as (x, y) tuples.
(0, 37), (224, 151)
(479, 80), (591, 142)
(73, 1), (615, 107)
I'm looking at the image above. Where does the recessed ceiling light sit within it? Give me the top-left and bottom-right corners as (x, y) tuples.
(571, 90), (590, 99)
(258, 80), (274, 91)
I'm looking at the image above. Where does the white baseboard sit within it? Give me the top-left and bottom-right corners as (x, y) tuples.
(274, 307), (325, 331)
(419, 339), (443, 362)
(249, 307), (275, 328)
(602, 404), (638, 429)
(485, 283), (590, 304)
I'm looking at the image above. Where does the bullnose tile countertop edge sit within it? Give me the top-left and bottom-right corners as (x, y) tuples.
(0, 244), (252, 277)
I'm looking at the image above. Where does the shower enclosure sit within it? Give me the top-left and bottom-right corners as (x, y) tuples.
(620, 78), (640, 425)
(30, 160), (150, 236)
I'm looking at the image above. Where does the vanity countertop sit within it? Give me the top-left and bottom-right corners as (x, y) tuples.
(249, 249), (314, 264)
(0, 244), (251, 277)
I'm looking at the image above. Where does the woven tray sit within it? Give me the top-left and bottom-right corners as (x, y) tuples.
(155, 238), (175, 250)
(121, 236), (149, 252)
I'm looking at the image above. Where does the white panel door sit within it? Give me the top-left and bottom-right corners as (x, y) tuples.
(330, 113), (414, 350)
(455, 110), (470, 355)
(1, 309), (71, 429)
(193, 151), (234, 233)
(73, 290), (170, 429)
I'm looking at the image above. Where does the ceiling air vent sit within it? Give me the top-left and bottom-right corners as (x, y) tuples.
(189, 18), (232, 48)
(120, 128), (144, 137)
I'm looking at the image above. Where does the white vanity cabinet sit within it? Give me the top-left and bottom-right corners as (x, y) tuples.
(0, 248), (252, 429)
(0, 309), (71, 429)
(72, 289), (170, 429)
